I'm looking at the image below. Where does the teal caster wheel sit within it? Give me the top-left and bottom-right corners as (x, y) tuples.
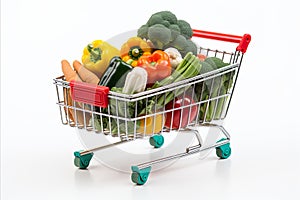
(149, 135), (164, 148)
(131, 166), (151, 185)
(216, 138), (231, 159)
(74, 151), (94, 169)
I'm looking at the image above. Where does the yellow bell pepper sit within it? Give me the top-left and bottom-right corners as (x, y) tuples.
(81, 40), (120, 79)
(138, 114), (165, 135)
(120, 37), (152, 67)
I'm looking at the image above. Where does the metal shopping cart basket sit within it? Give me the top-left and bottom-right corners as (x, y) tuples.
(53, 29), (251, 185)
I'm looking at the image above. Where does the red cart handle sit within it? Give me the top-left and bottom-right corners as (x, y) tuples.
(192, 29), (251, 53)
(70, 80), (109, 108)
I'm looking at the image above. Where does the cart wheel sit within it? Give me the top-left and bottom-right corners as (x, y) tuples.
(216, 138), (231, 159)
(149, 135), (164, 148)
(131, 166), (151, 185)
(74, 151), (94, 169)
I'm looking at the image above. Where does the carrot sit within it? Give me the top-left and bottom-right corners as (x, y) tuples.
(64, 89), (75, 122)
(64, 86), (91, 126)
(61, 59), (91, 125)
(61, 59), (82, 82)
(73, 60), (100, 85)
(68, 100), (91, 126)
(73, 101), (91, 126)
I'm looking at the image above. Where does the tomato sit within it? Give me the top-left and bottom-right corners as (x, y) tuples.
(165, 96), (198, 129)
(197, 54), (206, 61)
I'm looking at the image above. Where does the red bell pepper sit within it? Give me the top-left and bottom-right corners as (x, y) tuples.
(165, 95), (198, 129)
(137, 50), (172, 84)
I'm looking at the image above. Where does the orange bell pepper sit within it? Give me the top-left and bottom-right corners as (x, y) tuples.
(137, 50), (172, 84)
(120, 37), (152, 67)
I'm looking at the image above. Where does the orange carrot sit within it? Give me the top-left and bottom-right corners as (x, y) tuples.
(64, 88), (75, 122)
(73, 60), (100, 85)
(61, 59), (91, 125)
(61, 60), (82, 82)
(65, 88), (91, 126)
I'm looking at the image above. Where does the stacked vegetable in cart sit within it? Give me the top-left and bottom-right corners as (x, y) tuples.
(61, 11), (234, 135)
(55, 10), (251, 185)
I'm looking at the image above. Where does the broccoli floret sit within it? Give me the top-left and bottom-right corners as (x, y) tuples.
(155, 11), (178, 24)
(137, 24), (149, 39)
(168, 34), (187, 50)
(177, 19), (193, 39)
(167, 35), (197, 57)
(161, 20), (171, 28)
(147, 11), (176, 27)
(147, 14), (172, 28)
(147, 15), (162, 26)
(169, 24), (180, 32)
(183, 39), (197, 56)
(169, 24), (181, 41)
(147, 24), (172, 49)
(137, 11), (195, 54)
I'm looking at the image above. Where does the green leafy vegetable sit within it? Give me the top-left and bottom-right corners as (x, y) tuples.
(195, 57), (234, 122)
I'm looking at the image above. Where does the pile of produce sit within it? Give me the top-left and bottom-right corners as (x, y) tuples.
(60, 11), (232, 136)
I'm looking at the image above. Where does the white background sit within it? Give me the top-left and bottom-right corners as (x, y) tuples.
(1, 0), (300, 199)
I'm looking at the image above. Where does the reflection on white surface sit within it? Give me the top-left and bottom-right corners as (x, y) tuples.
(77, 129), (195, 173)
(105, 30), (138, 49)
(76, 123), (224, 173)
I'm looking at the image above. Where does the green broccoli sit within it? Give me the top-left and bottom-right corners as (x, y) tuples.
(161, 20), (171, 28)
(147, 15), (164, 26)
(147, 24), (172, 49)
(147, 11), (176, 27)
(169, 24), (181, 40)
(155, 10), (178, 24)
(177, 19), (193, 39)
(167, 34), (197, 57)
(137, 24), (149, 39)
(137, 11), (195, 57)
(168, 34), (187, 50)
(182, 39), (197, 56)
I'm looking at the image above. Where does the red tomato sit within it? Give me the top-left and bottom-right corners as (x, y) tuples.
(165, 96), (198, 129)
(197, 54), (206, 61)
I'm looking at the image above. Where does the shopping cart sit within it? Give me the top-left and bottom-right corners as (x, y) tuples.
(53, 29), (251, 185)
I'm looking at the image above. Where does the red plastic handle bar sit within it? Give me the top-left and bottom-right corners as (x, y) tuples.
(70, 80), (109, 108)
(192, 29), (251, 53)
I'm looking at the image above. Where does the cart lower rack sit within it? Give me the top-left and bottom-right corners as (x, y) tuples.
(54, 29), (251, 185)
